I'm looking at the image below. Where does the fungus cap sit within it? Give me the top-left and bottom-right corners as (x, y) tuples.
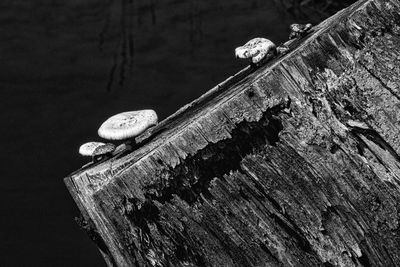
(98, 110), (158, 140)
(79, 142), (106, 156)
(93, 143), (116, 156)
(235, 38), (276, 59)
(290, 23), (312, 33)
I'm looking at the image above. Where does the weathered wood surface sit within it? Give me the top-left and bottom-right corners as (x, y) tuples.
(65, 0), (400, 265)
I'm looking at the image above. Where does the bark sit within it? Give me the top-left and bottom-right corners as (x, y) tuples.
(65, 0), (400, 266)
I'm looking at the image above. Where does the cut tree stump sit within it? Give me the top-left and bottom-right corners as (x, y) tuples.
(64, 0), (400, 266)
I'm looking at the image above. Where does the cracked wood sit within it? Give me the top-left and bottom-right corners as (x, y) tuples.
(65, 0), (400, 266)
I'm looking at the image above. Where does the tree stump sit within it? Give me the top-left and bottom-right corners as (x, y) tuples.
(65, 0), (400, 265)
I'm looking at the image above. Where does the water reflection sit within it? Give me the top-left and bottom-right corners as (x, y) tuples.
(1, 0), (354, 265)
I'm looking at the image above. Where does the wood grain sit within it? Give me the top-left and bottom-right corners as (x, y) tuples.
(65, 0), (400, 265)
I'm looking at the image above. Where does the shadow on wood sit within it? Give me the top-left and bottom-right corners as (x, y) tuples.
(65, 0), (400, 265)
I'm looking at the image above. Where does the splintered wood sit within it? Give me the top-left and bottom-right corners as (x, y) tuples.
(65, 0), (400, 266)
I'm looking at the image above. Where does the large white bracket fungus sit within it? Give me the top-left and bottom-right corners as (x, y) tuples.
(98, 110), (158, 140)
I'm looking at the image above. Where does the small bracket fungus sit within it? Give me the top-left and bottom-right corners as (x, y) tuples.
(98, 110), (158, 140)
(277, 44), (290, 55)
(235, 38), (277, 65)
(79, 142), (106, 157)
(289, 23), (313, 39)
(79, 142), (116, 162)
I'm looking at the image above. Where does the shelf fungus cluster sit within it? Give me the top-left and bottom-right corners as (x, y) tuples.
(289, 23), (313, 39)
(78, 109), (158, 162)
(235, 23), (312, 64)
(235, 38), (277, 65)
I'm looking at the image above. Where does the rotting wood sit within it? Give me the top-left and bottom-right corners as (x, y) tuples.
(65, 0), (400, 266)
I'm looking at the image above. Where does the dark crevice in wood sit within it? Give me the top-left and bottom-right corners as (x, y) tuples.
(329, 142), (340, 154)
(342, 99), (360, 117)
(358, 247), (373, 267)
(143, 104), (287, 206)
(125, 198), (160, 232)
(75, 214), (116, 265)
(351, 128), (400, 163)
(309, 97), (322, 119)
(350, 252), (362, 266)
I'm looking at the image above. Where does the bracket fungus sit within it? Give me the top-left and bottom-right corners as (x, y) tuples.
(92, 143), (116, 157)
(79, 142), (116, 161)
(277, 43), (291, 55)
(289, 23), (313, 39)
(98, 110), (158, 141)
(235, 38), (277, 65)
(79, 142), (106, 157)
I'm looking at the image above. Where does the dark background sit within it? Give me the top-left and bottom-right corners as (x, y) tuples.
(0, 0), (354, 265)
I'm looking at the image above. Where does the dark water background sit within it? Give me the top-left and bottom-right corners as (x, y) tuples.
(1, 0), (354, 265)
